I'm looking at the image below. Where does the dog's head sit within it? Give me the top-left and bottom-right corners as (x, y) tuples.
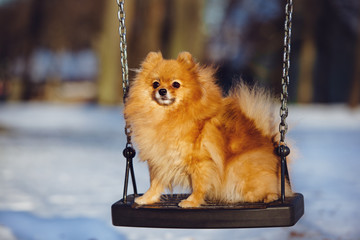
(126, 51), (222, 122)
(135, 51), (204, 107)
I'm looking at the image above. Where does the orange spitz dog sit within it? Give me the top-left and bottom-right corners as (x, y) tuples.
(124, 52), (292, 208)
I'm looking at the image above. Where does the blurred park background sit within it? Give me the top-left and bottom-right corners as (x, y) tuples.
(0, 0), (359, 106)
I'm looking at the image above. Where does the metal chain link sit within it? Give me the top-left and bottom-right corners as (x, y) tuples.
(279, 0), (293, 145)
(117, 0), (130, 100)
(117, 0), (133, 148)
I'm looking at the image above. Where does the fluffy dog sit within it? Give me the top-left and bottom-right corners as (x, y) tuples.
(124, 51), (292, 208)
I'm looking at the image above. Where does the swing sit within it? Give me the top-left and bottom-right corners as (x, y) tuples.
(112, 0), (304, 228)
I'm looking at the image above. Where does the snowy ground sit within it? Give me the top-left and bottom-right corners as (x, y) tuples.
(0, 103), (359, 240)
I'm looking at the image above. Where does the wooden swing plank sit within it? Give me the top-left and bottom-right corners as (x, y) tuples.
(111, 193), (304, 228)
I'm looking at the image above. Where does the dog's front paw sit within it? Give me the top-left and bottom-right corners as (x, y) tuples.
(134, 195), (159, 205)
(178, 199), (202, 208)
(264, 193), (279, 203)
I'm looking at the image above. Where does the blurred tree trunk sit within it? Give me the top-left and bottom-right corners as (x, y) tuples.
(127, 0), (166, 71)
(21, 0), (44, 101)
(168, 0), (205, 60)
(297, 0), (317, 103)
(96, 0), (135, 105)
(126, 0), (205, 73)
(127, 0), (205, 61)
(348, 14), (360, 107)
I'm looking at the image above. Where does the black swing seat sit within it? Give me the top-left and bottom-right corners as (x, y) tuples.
(112, 193), (304, 228)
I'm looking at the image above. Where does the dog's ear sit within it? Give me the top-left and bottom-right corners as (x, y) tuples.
(145, 51), (163, 62)
(177, 52), (196, 68)
(141, 52), (163, 70)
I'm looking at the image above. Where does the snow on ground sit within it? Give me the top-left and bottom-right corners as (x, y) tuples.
(0, 103), (359, 240)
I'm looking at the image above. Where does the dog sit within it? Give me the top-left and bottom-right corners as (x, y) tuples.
(124, 51), (292, 208)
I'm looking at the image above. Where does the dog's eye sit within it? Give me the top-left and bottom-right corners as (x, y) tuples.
(152, 81), (160, 89)
(172, 81), (181, 89)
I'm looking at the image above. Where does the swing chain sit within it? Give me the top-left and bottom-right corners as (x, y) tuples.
(117, 0), (132, 148)
(279, 0), (293, 145)
(117, 0), (130, 101)
(117, 0), (138, 202)
(277, 0), (293, 203)
(124, 124), (133, 148)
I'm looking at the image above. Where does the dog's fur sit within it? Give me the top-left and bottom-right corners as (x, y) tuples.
(124, 52), (292, 208)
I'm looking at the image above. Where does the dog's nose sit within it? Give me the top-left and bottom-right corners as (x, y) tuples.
(159, 88), (167, 96)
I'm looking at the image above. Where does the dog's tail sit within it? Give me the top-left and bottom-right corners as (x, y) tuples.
(229, 82), (279, 139)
